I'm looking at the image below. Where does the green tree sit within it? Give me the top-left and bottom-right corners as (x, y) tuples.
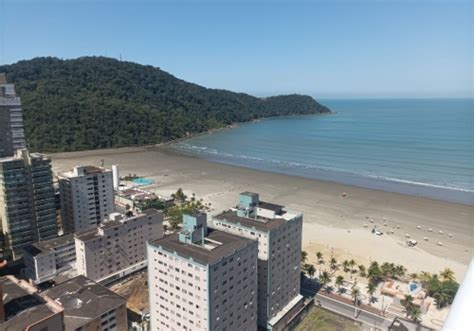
(307, 264), (316, 278)
(0, 57), (330, 153)
(358, 264), (367, 278)
(342, 260), (350, 274)
(329, 257), (338, 273)
(351, 287), (361, 305)
(366, 282), (377, 304)
(319, 271), (332, 291)
(335, 275), (344, 293)
(301, 251), (308, 264)
(440, 268), (455, 282)
(367, 261), (382, 284)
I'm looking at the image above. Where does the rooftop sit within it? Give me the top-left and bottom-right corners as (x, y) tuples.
(0, 276), (62, 330)
(258, 201), (284, 212)
(149, 228), (255, 265)
(23, 234), (75, 256)
(75, 209), (161, 242)
(43, 275), (126, 330)
(60, 165), (111, 178)
(214, 210), (288, 232)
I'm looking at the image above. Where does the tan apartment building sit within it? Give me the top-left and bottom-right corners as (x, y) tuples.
(147, 211), (258, 331)
(43, 275), (127, 331)
(59, 165), (115, 234)
(213, 192), (304, 331)
(75, 209), (163, 284)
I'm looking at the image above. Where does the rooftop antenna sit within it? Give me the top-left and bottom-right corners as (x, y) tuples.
(119, 53), (122, 61)
(100, 159), (104, 167)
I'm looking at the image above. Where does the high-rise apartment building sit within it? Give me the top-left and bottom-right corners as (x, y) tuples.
(147, 212), (258, 331)
(0, 149), (58, 259)
(59, 165), (115, 234)
(0, 73), (27, 158)
(75, 209), (163, 284)
(213, 192), (304, 331)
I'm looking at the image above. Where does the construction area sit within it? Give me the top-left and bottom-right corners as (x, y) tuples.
(110, 271), (149, 315)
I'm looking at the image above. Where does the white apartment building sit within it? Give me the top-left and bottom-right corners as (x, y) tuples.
(75, 209), (163, 284)
(213, 192), (304, 331)
(59, 165), (115, 234)
(23, 234), (76, 284)
(147, 212), (258, 331)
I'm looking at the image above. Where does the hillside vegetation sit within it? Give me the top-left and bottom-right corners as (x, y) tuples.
(1, 57), (330, 152)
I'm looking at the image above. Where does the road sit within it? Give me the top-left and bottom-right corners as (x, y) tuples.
(314, 293), (393, 330)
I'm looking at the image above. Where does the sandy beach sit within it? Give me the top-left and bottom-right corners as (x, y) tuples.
(50, 145), (473, 281)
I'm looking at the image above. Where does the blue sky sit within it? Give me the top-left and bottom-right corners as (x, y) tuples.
(0, 0), (472, 98)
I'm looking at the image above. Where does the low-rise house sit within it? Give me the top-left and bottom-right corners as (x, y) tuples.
(23, 234), (76, 284)
(116, 187), (172, 211)
(75, 209), (163, 284)
(43, 275), (127, 331)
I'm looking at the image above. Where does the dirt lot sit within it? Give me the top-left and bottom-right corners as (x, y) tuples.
(110, 271), (149, 314)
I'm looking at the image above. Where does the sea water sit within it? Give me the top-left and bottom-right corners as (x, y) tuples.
(173, 99), (473, 204)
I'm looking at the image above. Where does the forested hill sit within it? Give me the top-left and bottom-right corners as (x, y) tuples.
(0, 57), (330, 152)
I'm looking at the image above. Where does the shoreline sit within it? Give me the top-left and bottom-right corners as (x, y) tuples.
(50, 145), (473, 281)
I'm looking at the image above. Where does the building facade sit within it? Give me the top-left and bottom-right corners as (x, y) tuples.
(0, 149), (58, 259)
(43, 275), (127, 331)
(23, 234), (76, 284)
(147, 212), (258, 331)
(59, 165), (115, 234)
(213, 192), (304, 330)
(75, 209), (163, 284)
(0, 73), (26, 158)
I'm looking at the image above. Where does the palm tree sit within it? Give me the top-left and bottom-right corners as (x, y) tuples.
(319, 271), (331, 291)
(366, 282), (377, 304)
(330, 257), (338, 273)
(316, 251), (324, 263)
(433, 291), (451, 309)
(401, 294), (421, 322)
(351, 287), (361, 305)
(401, 294), (414, 313)
(367, 261), (381, 284)
(316, 251), (324, 275)
(349, 259), (356, 270)
(440, 268), (455, 282)
(342, 260), (350, 274)
(358, 264), (367, 278)
(409, 273), (418, 281)
(381, 262), (392, 279)
(419, 271), (432, 286)
(409, 306), (422, 322)
(307, 264), (316, 278)
(301, 251), (308, 264)
(395, 264), (406, 279)
(335, 275), (344, 293)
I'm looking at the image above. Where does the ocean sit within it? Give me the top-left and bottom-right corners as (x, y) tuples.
(172, 99), (474, 205)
